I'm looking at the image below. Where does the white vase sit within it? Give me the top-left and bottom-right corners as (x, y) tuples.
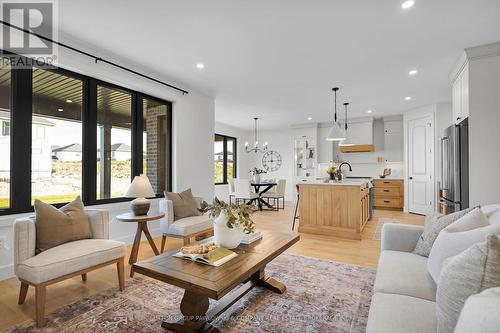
(252, 174), (261, 184)
(213, 212), (244, 249)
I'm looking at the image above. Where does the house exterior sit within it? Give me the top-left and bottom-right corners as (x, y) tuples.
(0, 110), (55, 180)
(110, 143), (131, 161)
(52, 143), (83, 162)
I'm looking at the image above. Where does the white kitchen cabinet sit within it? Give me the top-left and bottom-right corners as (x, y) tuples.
(452, 63), (469, 124)
(384, 118), (403, 162)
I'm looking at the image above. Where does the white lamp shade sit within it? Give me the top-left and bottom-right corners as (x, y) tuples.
(338, 129), (354, 146)
(326, 122), (346, 141)
(125, 175), (156, 198)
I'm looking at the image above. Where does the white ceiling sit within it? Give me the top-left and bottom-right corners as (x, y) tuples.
(59, 0), (500, 130)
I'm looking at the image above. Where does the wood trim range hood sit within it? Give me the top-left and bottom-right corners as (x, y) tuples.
(340, 144), (374, 153)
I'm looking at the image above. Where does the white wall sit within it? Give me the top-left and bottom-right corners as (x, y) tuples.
(468, 53), (500, 206)
(213, 122), (252, 201)
(0, 46), (215, 280)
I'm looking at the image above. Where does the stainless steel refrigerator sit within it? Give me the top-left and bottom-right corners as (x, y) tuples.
(439, 118), (469, 214)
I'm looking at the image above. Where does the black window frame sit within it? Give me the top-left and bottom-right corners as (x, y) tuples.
(0, 51), (172, 215)
(214, 133), (237, 185)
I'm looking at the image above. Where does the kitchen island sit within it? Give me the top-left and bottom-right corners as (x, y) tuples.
(298, 181), (370, 240)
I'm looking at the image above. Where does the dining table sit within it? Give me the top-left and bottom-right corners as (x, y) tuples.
(250, 182), (277, 211)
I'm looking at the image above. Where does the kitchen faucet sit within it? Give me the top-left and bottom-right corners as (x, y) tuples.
(338, 162), (352, 181)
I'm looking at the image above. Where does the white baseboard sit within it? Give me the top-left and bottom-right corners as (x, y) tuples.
(0, 227), (164, 282)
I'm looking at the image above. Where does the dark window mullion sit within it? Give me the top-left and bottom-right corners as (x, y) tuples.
(132, 93), (143, 177)
(222, 138), (228, 184)
(10, 64), (32, 212)
(83, 79), (97, 204)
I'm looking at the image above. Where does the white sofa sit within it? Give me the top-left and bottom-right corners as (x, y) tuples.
(366, 205), (500, 333)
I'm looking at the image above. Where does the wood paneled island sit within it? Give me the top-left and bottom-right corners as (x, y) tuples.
(298, 181), (370, 240)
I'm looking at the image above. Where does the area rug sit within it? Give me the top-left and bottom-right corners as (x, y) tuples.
(6, 253), (376, 333)
(373, 218), (405, 240)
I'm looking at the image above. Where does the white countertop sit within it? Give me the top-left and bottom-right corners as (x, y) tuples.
(299, 180), (368, 187)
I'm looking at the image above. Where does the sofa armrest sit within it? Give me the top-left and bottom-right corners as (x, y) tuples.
(13, 218), (36, 274)
(85, 209), (109, 239)
(159, 199), (174, 234)
(381, 223), (424, 252)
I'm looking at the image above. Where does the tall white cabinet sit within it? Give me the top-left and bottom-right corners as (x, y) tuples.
(451, 63), (469, 124)
(384, 117), (403, 163)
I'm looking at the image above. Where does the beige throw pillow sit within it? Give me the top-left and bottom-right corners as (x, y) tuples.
(165, 188), (199, 221)
(436, 234), (500, 333)
(413, 207), (474, 257)
(35, 196), (92, 252)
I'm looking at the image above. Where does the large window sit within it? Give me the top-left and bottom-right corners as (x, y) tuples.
(32, 68), (83, 204)
(0, 58), (11, 209)
(0, 54), (172, 215)
(214, 134), (237, 185)
(97, 85), (132, 199)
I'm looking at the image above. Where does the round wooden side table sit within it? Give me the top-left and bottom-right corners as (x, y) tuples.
(115, 211), (165, 277)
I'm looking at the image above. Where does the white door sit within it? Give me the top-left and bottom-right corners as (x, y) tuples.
(408, 115), (434, 214)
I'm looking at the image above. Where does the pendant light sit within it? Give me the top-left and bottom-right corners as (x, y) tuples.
(245, 117), (268, 153)
(339, 102), (354, 146)
(326, 87), (346, 141)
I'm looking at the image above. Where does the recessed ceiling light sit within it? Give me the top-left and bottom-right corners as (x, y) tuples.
(405, 96), (412, 101)
(401, 0), (415, 9)
(367, 110), (373, 114)
(57, 108), (63, 112)
(66, 99), (72, 103)
(196, 63), (205, 69)
(307, 117), (313, 120)
(408, 69), (418, 75)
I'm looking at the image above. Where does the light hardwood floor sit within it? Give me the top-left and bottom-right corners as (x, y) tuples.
(0, 204), (423, 330)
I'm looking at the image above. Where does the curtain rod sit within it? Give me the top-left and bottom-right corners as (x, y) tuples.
(0, 20), (189, 95)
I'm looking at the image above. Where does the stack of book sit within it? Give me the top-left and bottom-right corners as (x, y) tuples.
(241, 230), (263, 244)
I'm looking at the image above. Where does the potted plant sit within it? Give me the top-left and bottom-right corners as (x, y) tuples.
(326, 163), (338, 181)
(249, 167), (267, 184)
(199, 197), (256, 249)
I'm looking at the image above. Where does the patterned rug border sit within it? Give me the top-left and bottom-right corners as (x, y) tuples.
(6, 252), (376, 333)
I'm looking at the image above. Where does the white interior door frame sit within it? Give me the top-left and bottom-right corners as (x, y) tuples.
(403, 106), (436, 213)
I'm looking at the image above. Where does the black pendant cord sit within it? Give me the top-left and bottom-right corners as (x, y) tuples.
(254, 117), (258, 145)
(344, 102), (349, 131)
(332, 87), (339, 123)
(0, 20), (189, 95)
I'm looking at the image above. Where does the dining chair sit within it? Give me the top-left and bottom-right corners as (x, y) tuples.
(228, 178), (236, 204)
(233, 179), (259, 206)
(262, 179), (286, 210)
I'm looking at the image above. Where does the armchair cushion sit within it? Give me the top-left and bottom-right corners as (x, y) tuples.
(165, 215), (213, 237)
(34, 196), (92, 252)
(16, 239), (126, 284)
(165, 189), (199, 221)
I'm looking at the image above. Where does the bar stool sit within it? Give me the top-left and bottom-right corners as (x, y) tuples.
(292, 184), (300, 230)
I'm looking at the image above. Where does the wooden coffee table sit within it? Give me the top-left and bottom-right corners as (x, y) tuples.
(133, 230), (300, 333)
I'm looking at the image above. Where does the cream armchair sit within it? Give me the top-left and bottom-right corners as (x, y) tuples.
(14, 209), (126, 327)
(159, 197), (213, 252)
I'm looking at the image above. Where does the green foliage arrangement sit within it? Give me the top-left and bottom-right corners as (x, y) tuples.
(326, 163), (338, 180)
(199, 197), (256, 233)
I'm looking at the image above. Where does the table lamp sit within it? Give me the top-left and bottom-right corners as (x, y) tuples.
(125, 174), (156, 215)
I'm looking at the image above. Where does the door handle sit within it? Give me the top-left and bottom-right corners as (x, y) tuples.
(409, 177), (413, 180)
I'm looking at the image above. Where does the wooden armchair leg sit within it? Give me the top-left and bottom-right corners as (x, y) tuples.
(81, 273), (87, 282)
(160, 235), (167, 253)
(117, 257), (125, 291)
(18, 281), (29, 305)
(35, 285), (46, 328)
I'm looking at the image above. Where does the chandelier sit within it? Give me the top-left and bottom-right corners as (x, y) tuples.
(245, 117), (268, 153)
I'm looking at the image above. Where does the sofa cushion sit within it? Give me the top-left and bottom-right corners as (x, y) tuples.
(428, 208), (500, 283)
(413, 208), (474, 257)
(454, 287), (500, 333)
(437, 235), (500, 333)
(166, 215), (213, 237)
(17, 239), (126, 284)
(366, 293), (437, 333)
(34, 196), (92, 253)
(374, 250), (436, 301)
